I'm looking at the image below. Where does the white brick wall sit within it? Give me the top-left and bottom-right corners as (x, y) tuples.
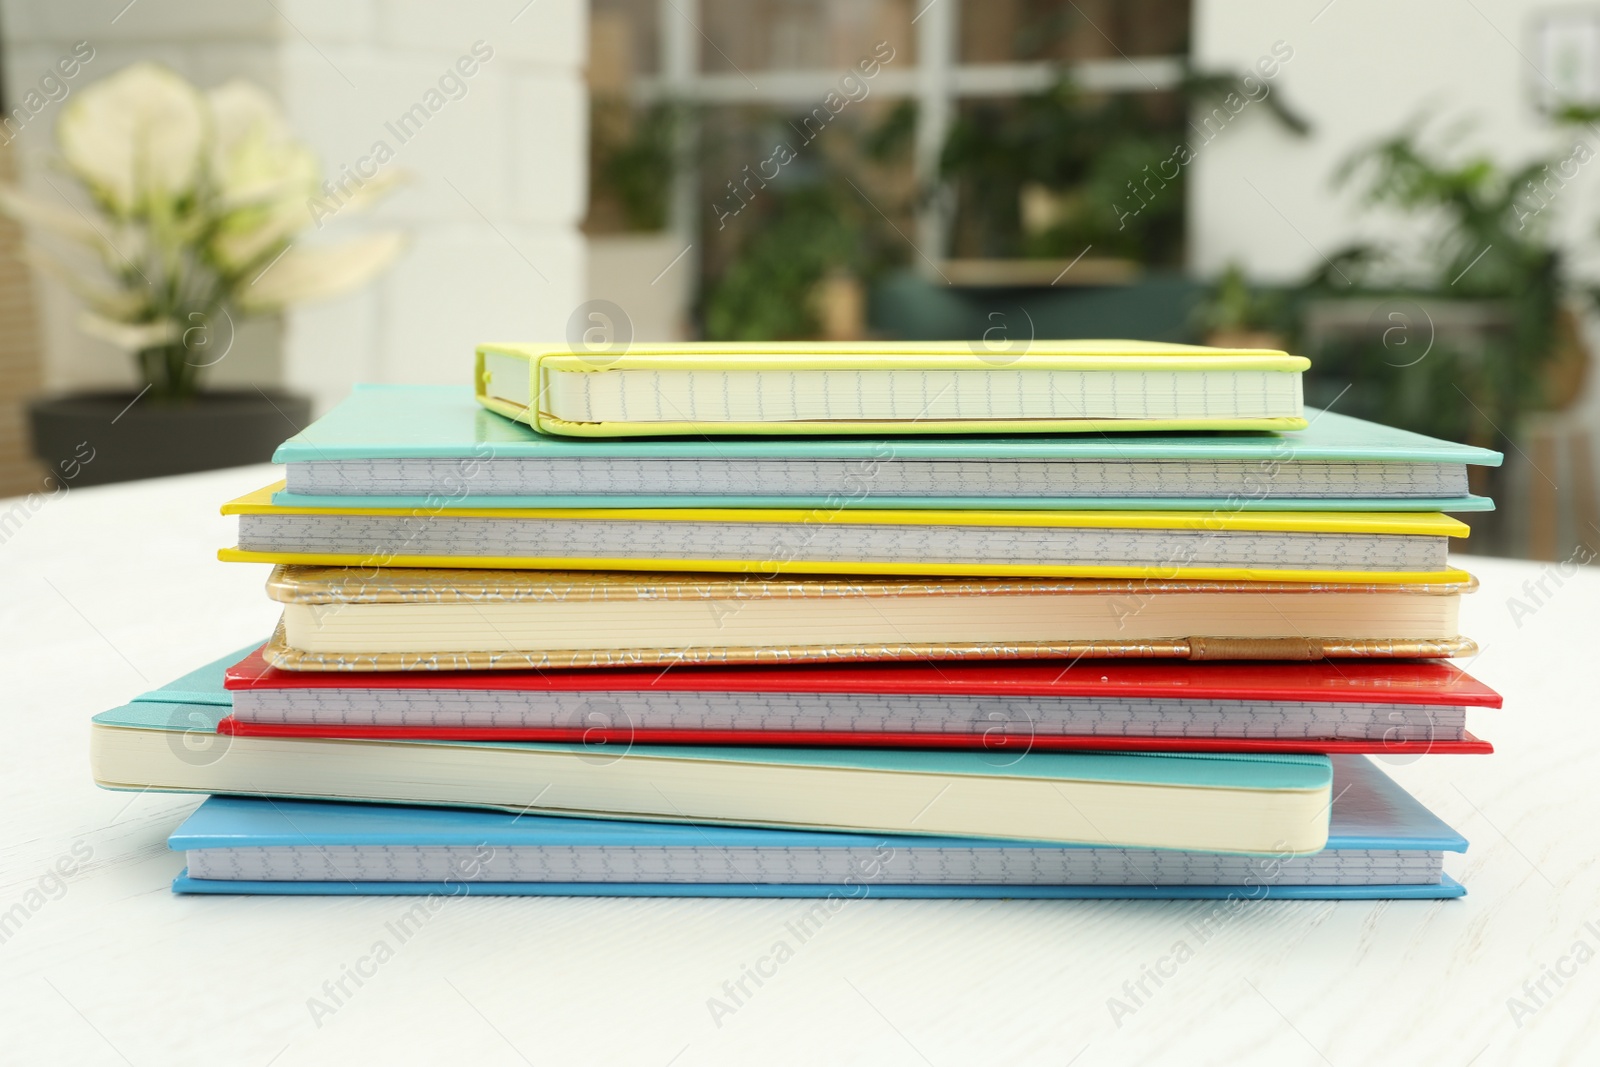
(0, 0), (588, 415)
(374, 0), (586, 68)
(377, 225), (585, 383)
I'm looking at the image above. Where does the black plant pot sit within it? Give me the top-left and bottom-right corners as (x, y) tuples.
(28, 389), (311, 488)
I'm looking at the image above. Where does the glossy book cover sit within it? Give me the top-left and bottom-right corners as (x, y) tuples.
(221, 644), (1498, 754)
(270, 385), (1500, 512)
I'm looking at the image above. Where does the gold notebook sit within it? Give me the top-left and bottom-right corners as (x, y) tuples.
(261, 565), (1476, 671)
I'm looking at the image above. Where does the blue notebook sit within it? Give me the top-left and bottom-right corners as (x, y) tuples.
(95, 648), (1335, 854)
(169, 755), (1465, 899)
(270, 385), (1499, 512)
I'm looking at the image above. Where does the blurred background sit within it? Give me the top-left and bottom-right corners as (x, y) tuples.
(1, 0), (1597, 559)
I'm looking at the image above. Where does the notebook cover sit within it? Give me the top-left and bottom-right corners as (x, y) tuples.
(95, 696), (1331, 789)
(112, 686), (1466, 778)
(259, 567), (1477, 669)
(261, 622), (1477, 672)
(121, 675), (1484, 758)
(224, 644), (1503, 705)
(476, 341), (1310, 436)
(275, 386), (1502, 465)
(221, 717), (1492, 754)
(264, 565), (1480, 605)
(221, 644), (1496, 753)
(270, 488), (1497, 513)
(489, 339), (1311, 373)
(224, 552), (1474, 586)
(169, 873), (1465, 898)
(130, 648), (252, 707)
(226, 484), (1472, 537)
(222, 484), (1472, 584)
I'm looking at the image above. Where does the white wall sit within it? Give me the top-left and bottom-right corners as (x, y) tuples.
(1189, 0), (1600, 281)
(586, 234), (693, 342)
(0, 0), (588, 414)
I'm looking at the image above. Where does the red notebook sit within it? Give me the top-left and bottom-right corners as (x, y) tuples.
(221, 648), (1498, 755)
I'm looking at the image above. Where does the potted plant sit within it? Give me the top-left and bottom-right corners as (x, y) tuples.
(0, 62), (403, 486)
(932, 70), (1309, 270)
(1286, 122), (1600, 556)
(1293, 123), (1590, 446)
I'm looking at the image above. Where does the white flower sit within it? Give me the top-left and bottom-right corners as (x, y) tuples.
(206, 80), (319, 207)
(211, 197), (310, 272)
(56, 62), (207, 213)
(204, 80), (324, 272)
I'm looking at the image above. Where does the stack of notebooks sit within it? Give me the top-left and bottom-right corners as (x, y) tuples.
(89, 341), (1504, 899)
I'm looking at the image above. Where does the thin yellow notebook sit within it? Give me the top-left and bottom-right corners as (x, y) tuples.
(218, 483), (1471, 585)
(475, 340), (1310, 437)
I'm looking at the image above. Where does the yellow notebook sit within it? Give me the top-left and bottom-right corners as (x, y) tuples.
(475, 340), (1310, 437)
(219, 483), (1471, 585)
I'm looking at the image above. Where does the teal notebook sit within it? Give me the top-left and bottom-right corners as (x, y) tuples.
(93, 648), (1334, 854)
(271, 385), (1499, 512)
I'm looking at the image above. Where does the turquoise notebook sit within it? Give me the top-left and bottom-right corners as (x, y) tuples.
(93, 648), (1335, 853)
(97, 693), (1331, 788)
(270, 385), (1499, 512)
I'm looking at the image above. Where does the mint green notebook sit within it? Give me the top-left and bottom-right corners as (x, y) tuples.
(271, 385), (1499, 511)
(93, 648), (1334, 853)
(96, 696), (1328, 790)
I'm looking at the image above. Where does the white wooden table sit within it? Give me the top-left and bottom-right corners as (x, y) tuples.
(2, 465), (1596, 1066)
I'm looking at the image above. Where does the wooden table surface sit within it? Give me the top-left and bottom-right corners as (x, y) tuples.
(2, 465), (1595, 1066)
